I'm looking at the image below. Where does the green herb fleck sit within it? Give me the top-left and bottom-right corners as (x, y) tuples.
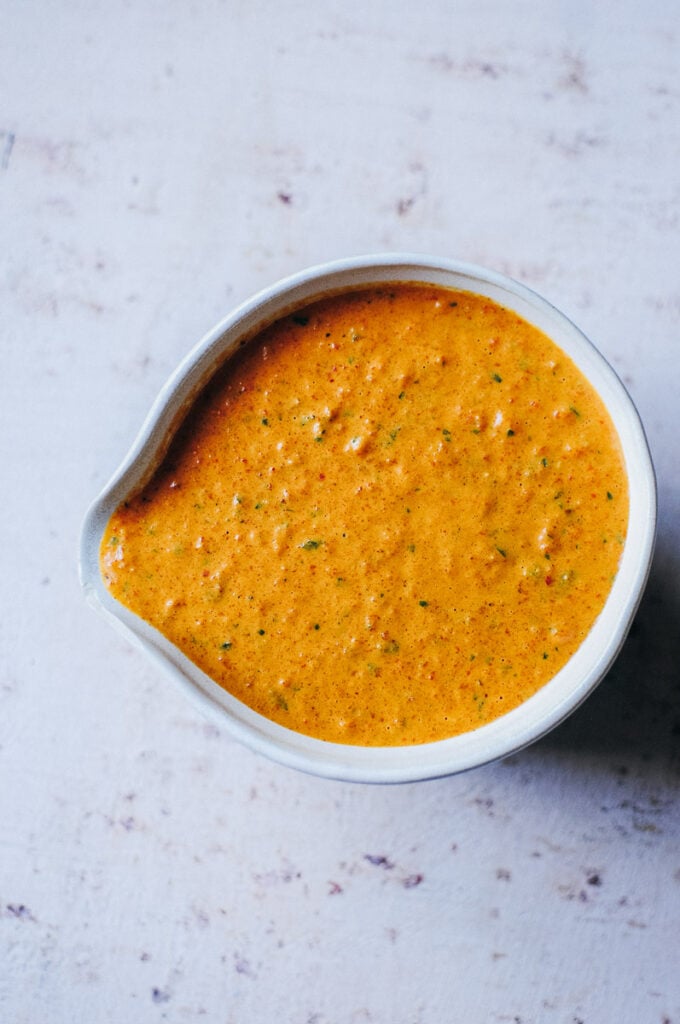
(314, 623), (320, 630)
(398, 390), (406, 399)
(261, 417), (269, 426)
(220, 641), (232, 650)
(541, 457), (549, 467)
(300, 539), (321, 550)
(496, 547), (507, 558)
(492, 372), (502, 383)
(507, 429), (515, 437)
(607, 491), (613, 500)
(108, 535), (119, 546)
(419, 600), (429, 607)
(570, 405), (581, 417)
(258, 629), (266, 636)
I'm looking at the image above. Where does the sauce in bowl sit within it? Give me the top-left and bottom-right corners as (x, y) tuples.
(100, 283), (628, 746)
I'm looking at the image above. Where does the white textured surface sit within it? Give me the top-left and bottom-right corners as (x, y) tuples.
(2, 2), (679, 1021)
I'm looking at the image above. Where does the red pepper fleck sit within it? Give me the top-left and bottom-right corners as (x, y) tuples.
(545, 575), (553, 586)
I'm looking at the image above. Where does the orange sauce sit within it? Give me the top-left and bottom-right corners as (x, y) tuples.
(101, 285), (628, 745)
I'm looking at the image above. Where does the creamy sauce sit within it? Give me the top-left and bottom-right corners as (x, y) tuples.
(101, 285), (628, 745)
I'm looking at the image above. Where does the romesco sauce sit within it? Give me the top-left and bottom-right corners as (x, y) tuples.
(100, 285), (628, 745)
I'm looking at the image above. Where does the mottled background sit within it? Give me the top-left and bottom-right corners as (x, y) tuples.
(2, 1), (679, 1021)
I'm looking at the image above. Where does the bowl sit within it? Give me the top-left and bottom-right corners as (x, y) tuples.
(80, 254), (657, 782)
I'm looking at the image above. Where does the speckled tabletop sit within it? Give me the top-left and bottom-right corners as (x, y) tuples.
(3, 2), (679, 1022)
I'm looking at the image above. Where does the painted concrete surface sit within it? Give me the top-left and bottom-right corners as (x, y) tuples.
(2, 2), (679, 1021)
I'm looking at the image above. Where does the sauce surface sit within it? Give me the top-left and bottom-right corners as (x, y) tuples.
(101, 285), (628, 745)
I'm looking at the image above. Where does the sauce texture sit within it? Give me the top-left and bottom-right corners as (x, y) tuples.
(101, 285), (628, 745)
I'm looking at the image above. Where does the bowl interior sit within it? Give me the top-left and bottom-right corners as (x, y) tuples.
(80, 255), (656, 782)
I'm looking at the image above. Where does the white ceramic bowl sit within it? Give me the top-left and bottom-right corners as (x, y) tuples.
(80, 254), (657, 783)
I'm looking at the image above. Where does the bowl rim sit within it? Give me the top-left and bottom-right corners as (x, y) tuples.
(80, 253), (657, 783)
